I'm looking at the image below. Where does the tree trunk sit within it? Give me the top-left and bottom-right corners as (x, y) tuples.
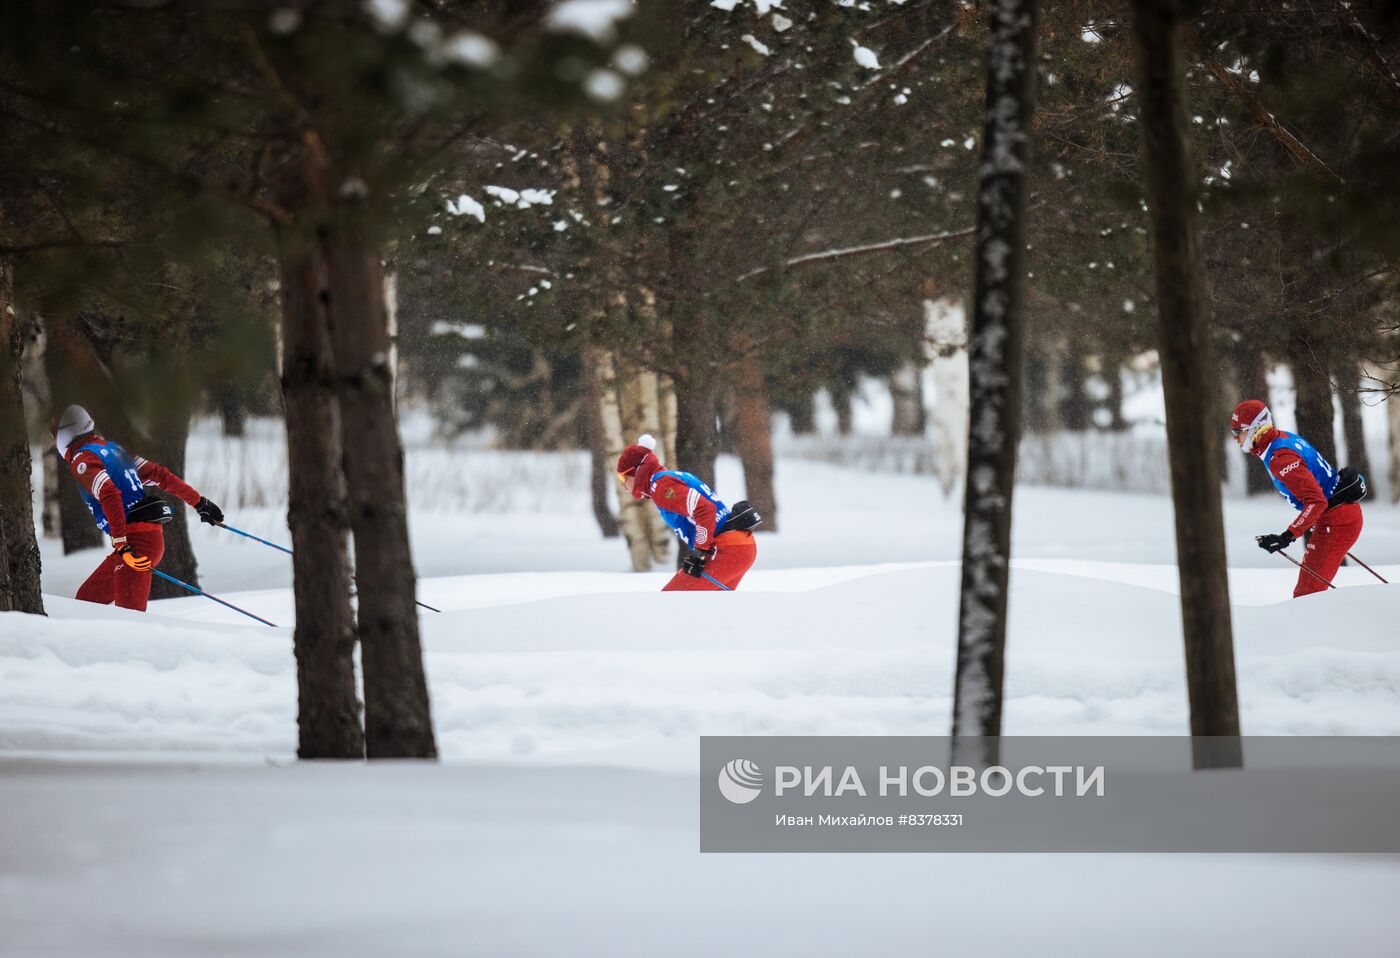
(675, 371), (718, 489)
(673, 304), (718, 484)
(384, 270), (400, 412)
(618, 361), (674, 565)
(278, 235), (364, 760)
(783, 394), (816, 435)
(1059, 350), (1090, 430)
(41, 316), (103, 552)
(734, 357), (778, 532)
(1335, 360), (1371, 477)
(949, 0), (1038, 769)
(213, 383), (246, 437)
(41, 447), (61, 537)
(926, 298), (969, 498)
(0, 254), (44, 615)
(595, 348), (656, 571)
(1287, 334), (1336, 464)
(146, 398), (199, 599)
(1100, 351), (1129, 431)
(144, 345), (198, 601)
(1132, 0), (1241, 766)
(25, 326), (61, 539)
(834, 388), (855, 436)
(320, 210), (436, 760)
(1023, 346), (1050, 432)
(1389, 380), (1400, 503)
(1234, 338), (1274, 495)
(581, 345), (619, 538)
(890, 360), (927, 436)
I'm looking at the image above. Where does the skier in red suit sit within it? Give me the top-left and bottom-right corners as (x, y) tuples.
(53, 405), (224, 611)
(615, 434), (762, 591)
(1232, 399), (1366, 597)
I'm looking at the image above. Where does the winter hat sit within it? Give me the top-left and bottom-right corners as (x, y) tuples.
(615, 433), (659, 475)
(53, 404), (96, 458)
(1230, 399), (1272, 453)
(615, 433), (661, 499)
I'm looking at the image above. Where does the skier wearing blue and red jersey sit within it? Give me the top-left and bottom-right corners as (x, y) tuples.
(52, 404), (224, 611)
(614, 434), (763, 591)
(1231, 399), (1367, 597)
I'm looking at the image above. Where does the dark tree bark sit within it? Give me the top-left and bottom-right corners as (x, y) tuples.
(1232, 337), (1274, 495)
(1023, 346), (1051, 432)
(582, 346), (619, 539)
(1059, 351), (1091, 430)
(278, 235), (365, 760)
(1335, 359), (1371, 477)
(950, 0), (1038, 768)
(0, 254), (45, 615)
(1100, 350), (1129, 431)
(57, 455), (101, 553)
(213, 383), (246, 438)
(784, 394), (816, 435)
(674, 363), (719, 501)
(733, 357), (777, 532)
(41, 317), (103, 552)
(834, 388), (855, 436)
(41, 447), (60, 537)
(320, 204), (437, 760)
(1287, 334), (1336, 464)
(146, 392), (199, 599)
(1132, 0), (1241, 767)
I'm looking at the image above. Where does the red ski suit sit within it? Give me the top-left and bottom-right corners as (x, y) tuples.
(640, 472), (756, 592)
(1256, 427), (1363, 597)
(64, 436), (203, 611)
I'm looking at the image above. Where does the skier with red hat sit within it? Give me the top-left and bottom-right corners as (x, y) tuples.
(52, 404), (224, 612)
(1231, 398), (1367, 597)
(614, 434), (762, 591)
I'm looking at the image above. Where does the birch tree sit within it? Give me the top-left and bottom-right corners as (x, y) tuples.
(949, 0), (1039, 767)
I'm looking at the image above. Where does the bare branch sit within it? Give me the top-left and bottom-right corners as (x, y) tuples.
(737, 224), (975, 282)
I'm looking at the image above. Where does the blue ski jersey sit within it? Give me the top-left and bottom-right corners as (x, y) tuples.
(1263, 432), (1339, 510)
(648, 470), (731, 550)
(76, 441), (148, 533)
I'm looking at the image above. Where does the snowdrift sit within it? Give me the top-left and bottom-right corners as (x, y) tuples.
(4, 564), (1396, 763)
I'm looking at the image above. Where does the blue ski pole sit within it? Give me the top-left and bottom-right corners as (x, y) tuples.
(702, 572), (732, 592)
(219, 523), (292, 557)
(217, 523), (443, 613)
(150, 568), (279, 627)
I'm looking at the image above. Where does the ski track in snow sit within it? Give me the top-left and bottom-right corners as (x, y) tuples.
(9, 448), (1400, 765)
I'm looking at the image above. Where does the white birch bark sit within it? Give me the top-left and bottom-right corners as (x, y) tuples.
(925, 298), (969, 498)
(594, 347), (656, 572)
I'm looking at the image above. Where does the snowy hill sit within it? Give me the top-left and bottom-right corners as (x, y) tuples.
(6, 447), (1400, 957)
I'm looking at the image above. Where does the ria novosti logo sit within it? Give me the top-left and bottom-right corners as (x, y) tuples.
(717, 759), (764, 804)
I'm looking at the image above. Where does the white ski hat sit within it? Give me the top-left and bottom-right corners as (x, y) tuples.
(54, 404), (95, 457)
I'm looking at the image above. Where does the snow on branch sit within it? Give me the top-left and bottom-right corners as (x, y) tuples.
(736, 224), (974, 282)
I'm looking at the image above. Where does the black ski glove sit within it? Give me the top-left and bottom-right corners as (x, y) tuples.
(196, 497), (224, 526)
(1256, 531), (1295, 554)
(681, 547), (716, 578)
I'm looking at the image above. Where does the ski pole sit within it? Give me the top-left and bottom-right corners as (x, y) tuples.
(151, 568), (280, 627)
(702, 572), (732, 592)
(1271, 549), (1337, 591)
(219, 522), (292, 557)
(1345, 552), (1390, 584)
(218, 523), (443, 613)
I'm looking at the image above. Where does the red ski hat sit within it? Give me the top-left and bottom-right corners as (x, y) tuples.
(615, 434), (661, 499)
(1230, 399), (1273, 453)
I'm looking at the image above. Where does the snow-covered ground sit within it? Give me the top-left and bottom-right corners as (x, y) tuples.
(4, 428), (1400, 956)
